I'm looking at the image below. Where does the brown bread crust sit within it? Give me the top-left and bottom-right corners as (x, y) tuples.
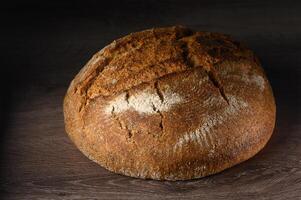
(63, 26), (276, 180)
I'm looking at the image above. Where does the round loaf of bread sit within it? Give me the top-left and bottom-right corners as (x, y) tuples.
(64, 26), (276, 180)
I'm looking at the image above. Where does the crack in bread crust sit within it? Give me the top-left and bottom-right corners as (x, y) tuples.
(154, 81), (164, 133)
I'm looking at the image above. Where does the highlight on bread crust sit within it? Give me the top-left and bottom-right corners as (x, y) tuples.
(63, 26), (276, 180)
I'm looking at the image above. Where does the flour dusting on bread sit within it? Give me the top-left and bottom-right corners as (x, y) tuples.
(224, 72), (266, 91)
(105, 88), (183, 115)
(174, 95), (248, 151)
(242, 74), (265, 91)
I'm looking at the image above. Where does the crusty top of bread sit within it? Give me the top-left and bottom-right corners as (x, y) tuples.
(64, 26), (276, 180)
(74, 26), (255, 104)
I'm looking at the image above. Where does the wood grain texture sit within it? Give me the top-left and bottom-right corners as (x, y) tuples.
(1, 0), (301, 199)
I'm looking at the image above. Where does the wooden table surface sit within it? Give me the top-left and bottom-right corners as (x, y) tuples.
(1, 1), (301, 199)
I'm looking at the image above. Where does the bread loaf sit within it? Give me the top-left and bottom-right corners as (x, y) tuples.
(63, 26), (276, 180)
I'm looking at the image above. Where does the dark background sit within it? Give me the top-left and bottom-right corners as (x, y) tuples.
(1, 0), (301, 199)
